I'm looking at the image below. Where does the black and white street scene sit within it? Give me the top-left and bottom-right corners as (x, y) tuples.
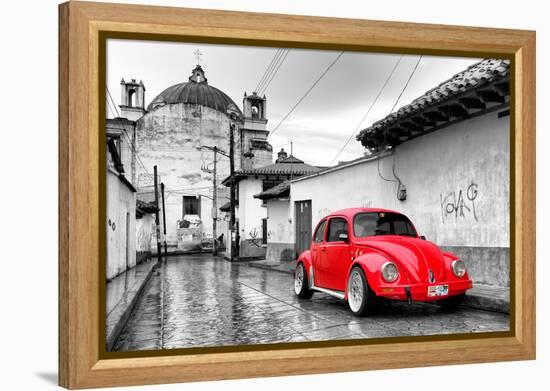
(105, 40), (511, 352)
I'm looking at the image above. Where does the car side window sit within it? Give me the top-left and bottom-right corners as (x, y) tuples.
(326, 218), (348, 242)
(313, 220), (327, 243)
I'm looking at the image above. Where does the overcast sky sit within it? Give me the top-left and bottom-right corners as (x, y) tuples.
(107, 39), (481, 167)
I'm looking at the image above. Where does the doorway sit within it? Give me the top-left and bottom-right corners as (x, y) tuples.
(294, 200), (312, 259)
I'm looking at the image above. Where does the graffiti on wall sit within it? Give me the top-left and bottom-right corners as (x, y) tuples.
(440, 181), (479, 223)
(248, 226), (263, 247)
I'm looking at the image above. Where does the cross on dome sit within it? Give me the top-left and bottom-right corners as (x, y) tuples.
(194, 49), (203, 65)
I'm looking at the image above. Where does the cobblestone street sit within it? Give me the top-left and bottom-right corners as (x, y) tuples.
(113, 254), (509, 351)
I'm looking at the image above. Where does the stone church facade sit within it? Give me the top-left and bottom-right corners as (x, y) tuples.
(114, 64), (273, 251)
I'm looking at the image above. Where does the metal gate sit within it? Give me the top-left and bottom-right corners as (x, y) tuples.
(294, 200), (312, 258)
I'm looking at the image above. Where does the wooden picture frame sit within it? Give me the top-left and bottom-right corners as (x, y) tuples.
(59, 1), (536, 388)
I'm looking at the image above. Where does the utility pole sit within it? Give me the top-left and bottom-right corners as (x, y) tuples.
(160, 182), (168, 261)
(212, 146), (218, 256)
(225, 103), (241, 262)
(229, 124), (237, 262)
(153, 165), (162, 264)
(198, 145), (228, 256)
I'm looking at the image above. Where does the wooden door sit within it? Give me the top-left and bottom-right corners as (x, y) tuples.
(294, 200), (312, 258)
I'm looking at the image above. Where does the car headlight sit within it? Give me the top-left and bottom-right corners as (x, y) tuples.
(381, 262), (399, 282)
(451, 259), (466, 278)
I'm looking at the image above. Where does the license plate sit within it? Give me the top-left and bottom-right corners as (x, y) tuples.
(428, 284), (449, 297)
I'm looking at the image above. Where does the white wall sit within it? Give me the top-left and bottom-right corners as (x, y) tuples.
(136, 214), (155, 253)
(106, 170), (137, 280)
(292, 111), (510, 248)
(266, 199), (293, 244)
(238, 178), (267, 240)
(136, 103), (232, 245)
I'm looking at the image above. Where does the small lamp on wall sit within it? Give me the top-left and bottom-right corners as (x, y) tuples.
(397, 183), (407, 201)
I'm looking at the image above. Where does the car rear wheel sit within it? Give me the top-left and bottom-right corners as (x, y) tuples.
(347, 267), (377, 316)
(294, 263), (314, 299)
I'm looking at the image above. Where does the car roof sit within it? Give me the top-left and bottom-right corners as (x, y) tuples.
(327, 207), (403, 219)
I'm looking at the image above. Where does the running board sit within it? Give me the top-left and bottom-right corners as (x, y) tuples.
(311, 286), (345, 300)
(309, 265), (346, 300)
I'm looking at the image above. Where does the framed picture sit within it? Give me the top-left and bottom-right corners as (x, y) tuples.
(59, 1), (535, 389)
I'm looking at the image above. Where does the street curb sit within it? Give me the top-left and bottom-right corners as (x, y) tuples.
(248, 261), (294, 275)
(463, 292), (509, 314)
(106, 261), (158, 351)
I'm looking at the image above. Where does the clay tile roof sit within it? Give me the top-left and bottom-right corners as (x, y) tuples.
(219, 200), (238, 212)
(136, 199), (158, 217)
(357, 58), (510, 147)
(253, 181), (291, 200)
(246, 155), (321, 176)
(222, 155), (322, 185)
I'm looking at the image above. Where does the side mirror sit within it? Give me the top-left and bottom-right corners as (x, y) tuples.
(338, 233), (349, 242)
(420, 235), (426, 240)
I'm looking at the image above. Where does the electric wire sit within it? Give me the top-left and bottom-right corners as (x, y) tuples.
(258, 49), (290, 96)
(327, 55), (403, 166)
(268, 51), (345, 139)
(389, 55), (423, 114)
(255, 49), (283, 93)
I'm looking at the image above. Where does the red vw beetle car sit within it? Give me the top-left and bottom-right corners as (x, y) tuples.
(294, 208), (472, 316)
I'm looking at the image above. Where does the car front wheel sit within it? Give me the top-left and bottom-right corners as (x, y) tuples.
(347, 267), (377, 316)
(294, 263), (314, 299)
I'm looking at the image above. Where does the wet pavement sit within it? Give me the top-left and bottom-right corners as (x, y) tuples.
(113, 254), (510, 351)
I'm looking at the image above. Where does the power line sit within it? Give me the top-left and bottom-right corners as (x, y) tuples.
(255, 49), (281, 92)
(258, 49), (290, 96)
(268, 51), (345, 139)
(328, 55), (403, 166)
(389, 55), (423, 114)
(255, 49), (283, 93)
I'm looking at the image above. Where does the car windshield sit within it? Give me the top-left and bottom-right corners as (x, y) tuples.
(353, 212), (417, 238)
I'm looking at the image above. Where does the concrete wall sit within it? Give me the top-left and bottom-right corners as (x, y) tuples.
(135, 213), (155, 264)
(237, 178), (267, 257)
(291, 110), (510, 286)
(136, 103), (232, 246)
(265, 199), (294, 263)
(240, 129), (273, 170)
(106, 169), (137, 280)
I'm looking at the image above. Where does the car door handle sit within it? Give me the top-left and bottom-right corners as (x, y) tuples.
(320, 246), (327, 252)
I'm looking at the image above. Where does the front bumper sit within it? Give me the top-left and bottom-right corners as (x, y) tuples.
(374, 279), (473, 302)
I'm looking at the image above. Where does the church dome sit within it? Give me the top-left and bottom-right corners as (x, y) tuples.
(147, 65), (242, 116)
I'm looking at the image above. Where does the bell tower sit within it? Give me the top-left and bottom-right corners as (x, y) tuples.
(239, 92), (272, 170)
(243, 92), (267, 131)
(120, 78), (146, 121)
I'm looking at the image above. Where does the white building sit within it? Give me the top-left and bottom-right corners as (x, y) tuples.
(105, 118), (138, 280)
(264, 59), (511, 288)
(222, 149), (321, 259)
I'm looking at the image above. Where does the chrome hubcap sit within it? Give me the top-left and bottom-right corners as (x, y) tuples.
(294, 265), (304, 294)
(348, 270), (364, 312)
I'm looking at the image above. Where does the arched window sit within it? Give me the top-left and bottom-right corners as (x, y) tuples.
(128, 89), (135, 107)
(251, 105), (259, 118)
